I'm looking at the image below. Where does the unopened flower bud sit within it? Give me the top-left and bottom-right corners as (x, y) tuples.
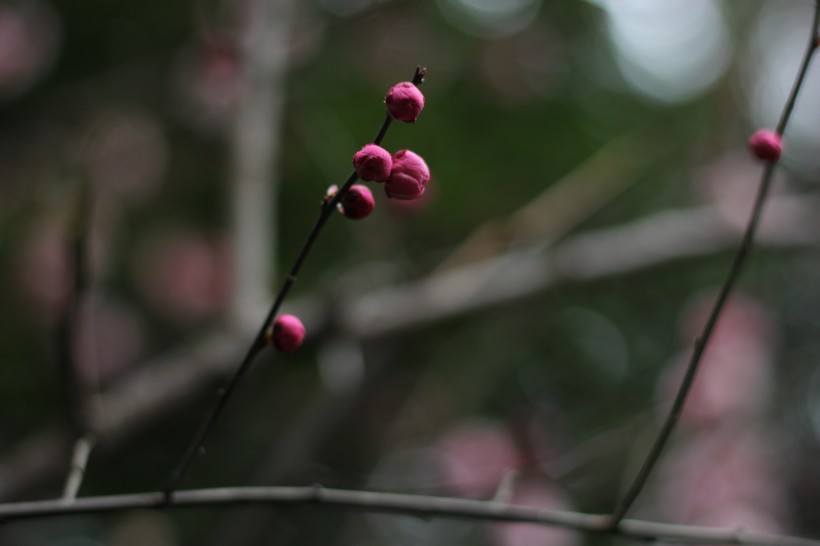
(385, 150), (430, 200)
(748, 129), (782, 162)
(339, 184), (375, 219)
(385, 82), (425, 123)
(353, 144), (392, 182)
(269, 314), (305, 353)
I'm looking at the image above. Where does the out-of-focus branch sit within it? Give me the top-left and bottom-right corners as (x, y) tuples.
(0, 194), (817, 501)
(344, 194), (820, 339)
(0, 485), (818, 546)
(61, 434), (95, 501)
(607, 0), (820, 526)
(437, 130), (647, 270)
(229, 0), (297, 331)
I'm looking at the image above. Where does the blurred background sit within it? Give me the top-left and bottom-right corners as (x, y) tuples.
(1, 0), (820, 544)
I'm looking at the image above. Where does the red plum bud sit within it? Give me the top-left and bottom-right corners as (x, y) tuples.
(385, 149), (430, 200)
(340, 184), (375, 219)
(748, 129), (782, 162)
(269, 314), (305, 353)
(353, 144), (392, 182)
(385, 82), (424, 123)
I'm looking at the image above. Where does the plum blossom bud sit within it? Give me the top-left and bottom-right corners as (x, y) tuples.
(339, 184), (375, 219)
(748, 129), (782, 162)
(269, 314), (305, 353)
(353, 144), (392, 182)
(385, 82), (424, 123)
(385, 149), (430, 200)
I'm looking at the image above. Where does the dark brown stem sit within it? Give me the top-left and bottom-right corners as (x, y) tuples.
(163, 67), (426, 498)
(55, 179), (94, 437)
(607, 1), (820, 527)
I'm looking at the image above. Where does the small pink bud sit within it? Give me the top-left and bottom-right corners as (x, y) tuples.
(748, 129), (782, 162)
(385, 82), (425, 123)
(269, 314), (305, 353)
(353, 144), (392, 182)
(385, 149), (430, 200)
(339, 184), (375, 219)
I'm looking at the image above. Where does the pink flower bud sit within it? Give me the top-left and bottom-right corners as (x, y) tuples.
(385, 82), (425, 123)
(339, 184), (375, 219)
(353, 144), (392, 182)
(385, 149), (430, 200)
(748, 129), (782, 162)
(269, 314), (305, 353)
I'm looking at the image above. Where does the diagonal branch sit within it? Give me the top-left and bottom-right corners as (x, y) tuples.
(607, 0), (820, 527)
(163, 67), (427, 497)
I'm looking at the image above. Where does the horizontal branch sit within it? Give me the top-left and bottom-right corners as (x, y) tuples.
(0, 485), (816, 546)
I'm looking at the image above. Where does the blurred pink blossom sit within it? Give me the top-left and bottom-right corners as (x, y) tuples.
(16, 221), (71, 322)
(174, 35), (240, 131)
(657, 426), (788, 530)
(695, 152), (791, 235)
(133, 230), (232, 323)
(436, 420), (520, 498)
(16, 211), (113, 323)
(658, 292), (776, 426)
(653, 290), (789, 536)
(73, 296), (145, 384)
(86, 111), (168, 202)
(490, 479), (578, 546)
(0, 1), (60, 99)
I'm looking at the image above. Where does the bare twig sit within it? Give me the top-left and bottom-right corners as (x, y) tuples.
(0, 485), (818, 546)
(163, 67), (427, 497)
(492, 470), (520, 503)
(61, 435), (96, 501)
(607, 0), (820, 527)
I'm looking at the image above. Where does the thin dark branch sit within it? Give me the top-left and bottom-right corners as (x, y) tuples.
(55, 179), (94, 437)
(607, 0), (820, 527)
(55, 175), (97, 500)
(0, 485), (817, 546)
(163, 67), (427, 497)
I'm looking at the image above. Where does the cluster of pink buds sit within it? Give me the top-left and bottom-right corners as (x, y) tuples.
(269, 80), (430, 353)
(340, 81), (430, 219)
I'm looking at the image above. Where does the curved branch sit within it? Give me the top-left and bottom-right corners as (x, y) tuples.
(607, 0), (820, 526)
